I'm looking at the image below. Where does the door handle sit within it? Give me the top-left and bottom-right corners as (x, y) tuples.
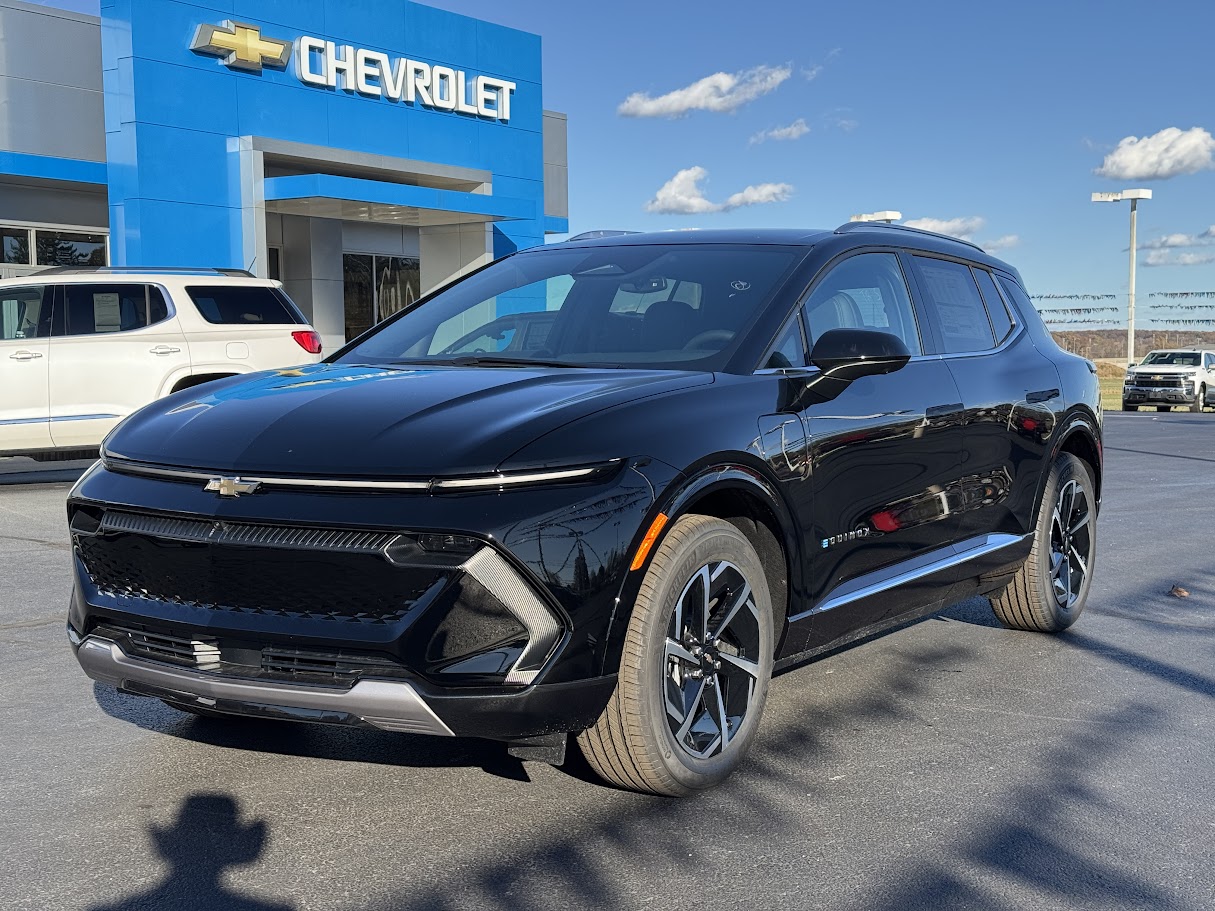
(149, 345), (182, 355)
(1026, 388), (1060, 404)
(8, 350), (43, 361)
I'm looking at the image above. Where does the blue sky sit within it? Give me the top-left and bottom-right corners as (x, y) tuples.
(44, 0), (1215, 322)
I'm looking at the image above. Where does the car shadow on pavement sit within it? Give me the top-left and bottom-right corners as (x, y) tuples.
(86, 792), (295, 911)
(87, 581), (1206, 911)
(91, 683), (542, 784)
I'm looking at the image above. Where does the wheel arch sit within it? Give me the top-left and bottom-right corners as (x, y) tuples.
(602, 463), (801, 674)
(167, 372), (241, 395)
(1034, 410), (1103, 528)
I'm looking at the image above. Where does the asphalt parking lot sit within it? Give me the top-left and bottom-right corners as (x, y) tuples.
(1, 413), (1212, 911)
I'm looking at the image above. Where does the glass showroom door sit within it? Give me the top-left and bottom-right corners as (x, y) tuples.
(343, 254), (421, 342)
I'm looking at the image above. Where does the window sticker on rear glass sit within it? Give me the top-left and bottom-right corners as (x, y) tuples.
(92, 293), (122, 333)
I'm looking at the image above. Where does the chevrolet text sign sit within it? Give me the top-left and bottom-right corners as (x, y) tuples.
(191, 21), (517, 122)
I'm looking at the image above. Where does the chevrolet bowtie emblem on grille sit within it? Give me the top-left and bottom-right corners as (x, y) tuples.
(204, 477), (262, 498)
(190, 21), (292, 72)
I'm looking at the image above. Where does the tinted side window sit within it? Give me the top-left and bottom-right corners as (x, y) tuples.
(911, 257), (996, 353)
(0, 285), (51, 339)
(972, 268), (1015, 343)
(62, 284), (169, 336)
(764, 312), (808, 369)
(803, 252), (922, 355)
(186, 286), (303, 325)
(1206, 353), (1215, 370)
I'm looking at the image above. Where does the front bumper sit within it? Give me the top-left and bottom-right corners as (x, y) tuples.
(1122, 385), (1197, 406)
(65, 460), (656, 739)
(72, 626), (618, 740)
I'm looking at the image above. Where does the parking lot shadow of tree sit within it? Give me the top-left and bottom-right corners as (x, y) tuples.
(88, 793), (295, 911)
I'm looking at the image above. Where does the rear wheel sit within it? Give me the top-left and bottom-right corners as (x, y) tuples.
(991, 453), (1096, 632)
(578, 515), (774, 796)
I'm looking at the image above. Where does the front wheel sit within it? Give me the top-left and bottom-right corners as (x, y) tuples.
(1121, 402), (1138, 412)
(578, 515), (774, 796)
(1192, 385), (1206, 413)
(991, 453), (1096, 632)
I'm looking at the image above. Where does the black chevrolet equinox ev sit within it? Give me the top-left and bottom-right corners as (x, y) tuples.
(67, 224), (1102, 796)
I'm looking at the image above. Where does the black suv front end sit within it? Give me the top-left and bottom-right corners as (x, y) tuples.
(66, 452), (661, 742)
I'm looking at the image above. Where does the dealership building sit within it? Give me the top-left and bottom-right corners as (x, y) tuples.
(0, 0), (569, 347)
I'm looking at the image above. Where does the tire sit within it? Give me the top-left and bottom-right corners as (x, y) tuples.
(577, 514), (775, 796)
(1192, 385), (1206, 413)
(1121, 402), (1138, 412)
(1156, 406), (1171, 412)
(991, 453), (1096, 632)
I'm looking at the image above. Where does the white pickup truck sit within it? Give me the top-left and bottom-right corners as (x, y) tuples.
(1122, 349), (1215, 412)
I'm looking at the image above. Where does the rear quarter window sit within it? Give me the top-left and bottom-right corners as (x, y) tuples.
(186, 286), (303, 325)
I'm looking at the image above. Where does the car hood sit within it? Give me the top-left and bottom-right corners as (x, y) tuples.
(107, 363), (713, 477)
(1129, 366), (1197, 375)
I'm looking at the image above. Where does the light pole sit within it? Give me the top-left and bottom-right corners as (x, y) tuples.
(1092, 188), (1151, 365)
(850, 210), (902, 224)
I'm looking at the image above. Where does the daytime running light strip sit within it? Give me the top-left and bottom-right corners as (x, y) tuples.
(101, 454), (615, 492)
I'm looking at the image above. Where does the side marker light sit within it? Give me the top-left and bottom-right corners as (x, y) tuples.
(630, 512), (669, 572)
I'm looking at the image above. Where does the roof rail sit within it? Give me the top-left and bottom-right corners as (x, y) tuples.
(833, 221), (986, 254)
(566, 230), (642, 242)
(34, 266), (255, 277)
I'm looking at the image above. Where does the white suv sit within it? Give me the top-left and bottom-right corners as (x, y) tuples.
(0, 268), (323, 459)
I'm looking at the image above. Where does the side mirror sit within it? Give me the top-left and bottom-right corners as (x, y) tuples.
(810, 328), (911, 382)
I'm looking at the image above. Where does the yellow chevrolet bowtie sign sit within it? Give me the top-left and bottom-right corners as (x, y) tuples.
(190, 21), (291, 72)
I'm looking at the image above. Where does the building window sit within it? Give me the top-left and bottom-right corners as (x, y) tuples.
(2, 227), (31, 264)
(35, 230), (107, 267)
(342, 253), (420, 341)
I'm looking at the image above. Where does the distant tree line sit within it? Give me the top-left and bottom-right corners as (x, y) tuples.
(1051, 329), (1215, 360)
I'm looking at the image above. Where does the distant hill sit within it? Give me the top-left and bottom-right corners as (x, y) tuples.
(1050, 328), (1215, 361)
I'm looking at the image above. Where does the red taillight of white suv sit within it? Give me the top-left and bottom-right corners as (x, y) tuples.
(292, 330), (323, 355)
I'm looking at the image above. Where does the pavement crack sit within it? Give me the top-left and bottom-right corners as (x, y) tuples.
(0, 617), (63, 631)
(0, 534), (69, 549)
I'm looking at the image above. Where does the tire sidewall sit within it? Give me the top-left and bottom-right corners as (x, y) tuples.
(1031, 454), (1097, 628)
(632, 519), (774, 792)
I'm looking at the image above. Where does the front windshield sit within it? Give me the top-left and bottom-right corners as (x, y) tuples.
(1140, 351), (1200, 367)
(335, 244), (802, 370)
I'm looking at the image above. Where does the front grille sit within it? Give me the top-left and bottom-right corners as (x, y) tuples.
(77, 511), (451, 624)
(1130, 376), (1185, 388)
(100, 510), (398, 553)
(260, 647), (402, 680)
(103, 623), (406, 682)
(125, 626), (221, 670)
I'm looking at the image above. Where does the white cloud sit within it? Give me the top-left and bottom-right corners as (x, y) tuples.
(1142, 249), (1215, 267)
(645, 166), (794, 214)
(802, 65), (823, 81)
(1094, 126), (1215, 180)
(749, 118), (810, 145)
(902, 216), (986, 239)
(1140, 226), (1215, 250)
(983, 235), (1020, 252)
(618, 65), (792, 118)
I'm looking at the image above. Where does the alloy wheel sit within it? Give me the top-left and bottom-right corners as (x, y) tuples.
(663, 561), (762, 759)
(1049, 479), (1091, 609)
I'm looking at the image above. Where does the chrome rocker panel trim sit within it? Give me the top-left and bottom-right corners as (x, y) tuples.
(789, 532), (1032, 623)
(76, 635), (455, 736)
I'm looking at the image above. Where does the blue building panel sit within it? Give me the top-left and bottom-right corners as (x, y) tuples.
(100, 0), (554, 270)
